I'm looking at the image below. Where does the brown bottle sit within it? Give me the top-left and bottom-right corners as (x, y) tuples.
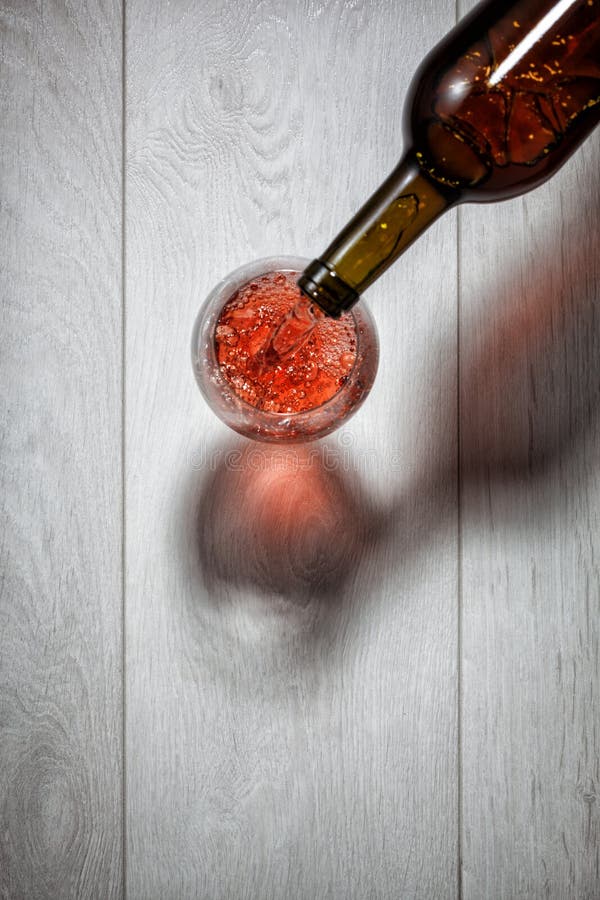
(298, 0), (600, 316)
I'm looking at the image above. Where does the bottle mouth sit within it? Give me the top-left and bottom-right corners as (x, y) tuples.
(297, 259), (359, 318)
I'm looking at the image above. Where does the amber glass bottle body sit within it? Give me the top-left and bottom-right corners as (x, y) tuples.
(408, 0), (600, 199)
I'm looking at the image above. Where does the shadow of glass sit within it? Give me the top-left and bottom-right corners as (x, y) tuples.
(189, 440), (383, 607)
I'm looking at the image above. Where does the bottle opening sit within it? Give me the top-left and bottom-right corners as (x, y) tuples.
(297, 260), (360, 318)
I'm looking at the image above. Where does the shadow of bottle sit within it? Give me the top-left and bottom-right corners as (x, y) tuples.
(457, 193), (600, 489)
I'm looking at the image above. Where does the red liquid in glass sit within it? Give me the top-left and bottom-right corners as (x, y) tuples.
(215, 271), (358, 414)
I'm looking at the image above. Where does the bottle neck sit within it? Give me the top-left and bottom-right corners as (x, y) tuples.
(298, 153), (458, 316)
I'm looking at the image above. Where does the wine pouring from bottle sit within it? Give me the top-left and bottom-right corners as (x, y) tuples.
(298, 0), (600, 317)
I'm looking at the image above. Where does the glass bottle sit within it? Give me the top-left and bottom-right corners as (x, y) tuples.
(298, 0), (600, 316)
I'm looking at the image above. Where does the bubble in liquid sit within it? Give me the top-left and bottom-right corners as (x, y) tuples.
(216, 324), (238, 347)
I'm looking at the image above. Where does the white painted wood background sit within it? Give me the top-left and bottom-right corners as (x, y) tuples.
(1, 0), (598, 897)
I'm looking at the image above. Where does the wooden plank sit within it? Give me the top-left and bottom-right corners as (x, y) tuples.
(0, 1), (123, 897)
(457, 3), (600, 892)
(126, 1), (459, 897)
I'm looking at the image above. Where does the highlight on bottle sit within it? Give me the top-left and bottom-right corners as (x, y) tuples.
(191, 256), (379, 442)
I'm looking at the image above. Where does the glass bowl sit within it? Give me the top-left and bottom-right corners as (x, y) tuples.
(191, 256), (379, 442)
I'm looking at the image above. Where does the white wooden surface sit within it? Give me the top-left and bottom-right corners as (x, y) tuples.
(0, 0), (123, 898)
(457, 1), (600, 897)
(2, 0), (599, 897)
(126, 0), (457, 897)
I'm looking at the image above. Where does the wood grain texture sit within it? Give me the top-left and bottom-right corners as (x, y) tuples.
(6, 0), (597, 896)
(0, 1), (123, 897)
(125, 0), (458, 897)
(458, 1), (600, 895)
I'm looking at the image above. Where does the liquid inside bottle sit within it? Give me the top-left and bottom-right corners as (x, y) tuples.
(410, 0), (600, 198)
